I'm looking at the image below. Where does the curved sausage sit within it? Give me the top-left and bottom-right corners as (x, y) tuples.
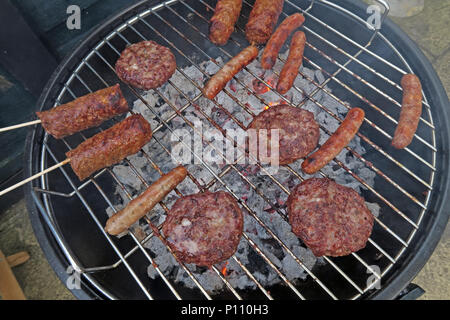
(36, 84), (129, 139)
(276, 31), (306, 94)
(301, 108), (365, 174)
(105, 166), (188, 236)
(66, 114), (152, 180)
(261, 13), (305, 70)
(245, 0), (284, 45)
(209, 0), (242, 46)
(391, 74), (422, 149)
(203, 46), (259, 99)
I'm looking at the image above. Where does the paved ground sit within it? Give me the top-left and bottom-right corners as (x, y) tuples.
(0, 200), (74, 300)
(0, 0), (448, 300)
(387, 1), (450, 300)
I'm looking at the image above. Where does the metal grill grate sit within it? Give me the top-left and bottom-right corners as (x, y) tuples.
(30, 0), (437, 300)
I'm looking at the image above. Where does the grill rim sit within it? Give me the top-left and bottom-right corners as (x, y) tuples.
(357, 1), (450, 298)
(24, 0), (450, 300)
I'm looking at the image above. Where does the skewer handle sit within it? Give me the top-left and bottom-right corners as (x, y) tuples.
(0, 119), (41, 133)
(0, 158), (70, 197)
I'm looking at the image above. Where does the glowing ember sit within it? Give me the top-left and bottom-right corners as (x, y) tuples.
(229, 79), (237, 92)
(265, 101), (279, 110)
(123, 53), (380, 294)
(221, 261), (229, 276)
(252, 75), (276, 94)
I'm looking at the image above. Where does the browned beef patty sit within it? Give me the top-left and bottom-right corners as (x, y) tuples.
(247, 104), (319, 165)
(287, 178), (374, 257)
(115, 41), (176, 90)
(162, 191), (244, 267)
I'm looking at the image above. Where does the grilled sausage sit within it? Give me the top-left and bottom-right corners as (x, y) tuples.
(391, 74), (422, 149)
(66, 114), (152, 180)
(203, 46), (258, 99)
(36, 84), (129, 139)
(105, 166), (188, 236)
(245, 0), (284, 45)
(261, 13), (305, 70)
(209, 0), (243, 46)
(276, 31), (306, 94)
(301, 108), (365, 174)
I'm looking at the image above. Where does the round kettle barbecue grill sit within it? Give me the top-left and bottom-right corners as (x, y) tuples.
(24, 0), (449, 300)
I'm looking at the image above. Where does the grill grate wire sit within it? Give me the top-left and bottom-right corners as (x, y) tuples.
(31, 0), (436, 300)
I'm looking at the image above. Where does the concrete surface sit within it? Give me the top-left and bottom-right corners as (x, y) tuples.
(386, 0), (450, 300)
(0, 199), (75, 300)
(0, 0), (448, 300)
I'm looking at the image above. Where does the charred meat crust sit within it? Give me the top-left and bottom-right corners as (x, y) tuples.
(115, 41), (176, 90)
(276, 31), (306, 94)
(66, 114), (152, 180)
(162, 191), (244, 267)
(36, 84), (128, 139)
(261, 13), (305, 70)
(247, 104), (319, 165)
(287, 178), (374, 257)
(203, 46), (258, 99)
(301, 108), (364, 174)
(391, 74), (422, 149)
(209, 0), (243, 45)
(105, 166), (188, 236)
(245, 0), (284, 45)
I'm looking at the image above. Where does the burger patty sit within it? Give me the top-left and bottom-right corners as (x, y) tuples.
(287, 178), (374, 257)
(162, 191), (244, 267)
(115, 41), (176, 90)
(247, 104), (319, 165)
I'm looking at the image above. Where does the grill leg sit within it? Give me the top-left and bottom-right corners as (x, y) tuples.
(397, 283), (425, 300)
